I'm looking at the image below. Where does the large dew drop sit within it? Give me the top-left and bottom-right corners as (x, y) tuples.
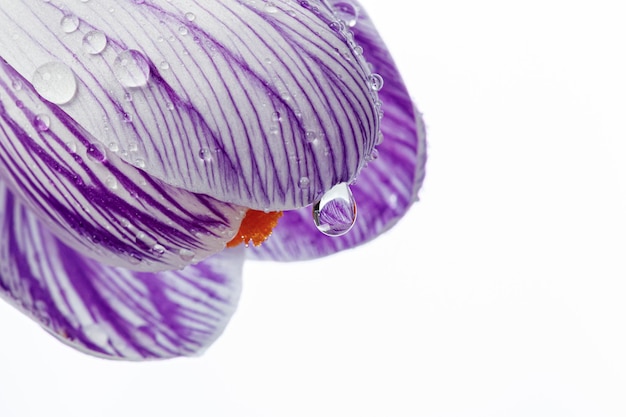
(32, 62), (77, 105)
(312, 183), (357, 236)
(113, 50), (150, 88)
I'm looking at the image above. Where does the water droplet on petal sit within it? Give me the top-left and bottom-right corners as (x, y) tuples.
(34, 114), (50, 131)
(113, 50), (150, 88)
(82, 31), (107, 54)
(32, 62), (77, 104)
(179, 249), (196, 262)
(312, 182), (357, 236)
(199, 148), (212, 162)
(105, 176), (118, 189)
(185, 12), (196, 21)
(264, 2), (279, 13)
(86, 142), (106, 162)
(332, 1), (359, 27)
(152, 244), (166, 256)
(298, 176), (310, 189)
(368, 73), (384, 91)
(60, 15), (80, 33)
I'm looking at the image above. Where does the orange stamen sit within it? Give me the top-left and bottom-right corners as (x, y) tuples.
(226, 209), (283, 248)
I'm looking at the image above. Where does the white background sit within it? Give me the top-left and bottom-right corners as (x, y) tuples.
(2, 1), (626, 416)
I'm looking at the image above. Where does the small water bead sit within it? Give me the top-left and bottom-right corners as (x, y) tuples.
(179, 249), (196, 262)
(198, 148), (212, 162)
(33, 114), (51, 132)
(113, 50), (150, 88)
(86, 142), (106, 162)
(32, 62), (77, 105)
(305, 130), (318, 143)
(82, 31), (107, 54)
(368, 73), (384, 91)
(66, 141), (77, 153)
(122, 112), (133, 123)
(332, 1), (359, 27)
(105, 176), (118, 190)
(312, 182), (357, 236)
(271, 111), (281, 122)
(264, 2), (279, 13)
(82, 324), (109, 346)
(159, 61), (170, 70)
(298, 176), (310, 189)
(152, 244), (166, 256)
(60, 15), (80, 33)
(11, 79), (23, 91)
(178, 26), (189, 36)
(185, 12), (196, 21)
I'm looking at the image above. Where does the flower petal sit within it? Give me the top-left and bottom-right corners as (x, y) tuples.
(0, 181), (243, 360)
(0, 59), (246, 271)
(0, 1), (382, 210)
(249, 2), (427, 261)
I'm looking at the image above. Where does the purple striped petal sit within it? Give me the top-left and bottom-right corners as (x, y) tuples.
(0, 181), (243, 359)
(0, 1), (382, 210)
(0, 59), (246, 271)
(250, 2), (427, 261)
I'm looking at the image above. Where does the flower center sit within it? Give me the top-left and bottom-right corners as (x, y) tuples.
(226, 210), (283, 248)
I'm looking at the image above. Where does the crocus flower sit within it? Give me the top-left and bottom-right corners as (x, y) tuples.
(0, 0), (426, 360)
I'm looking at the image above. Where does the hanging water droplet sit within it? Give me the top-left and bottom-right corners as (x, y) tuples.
(312, 182), (357, 236)
(332, 1), (359, 27)
(32, 62), (77, 104)
(113, 50), (150, 88)
(82, 31), (107, 54)
(60, 14), (80, 33)
(33, 114), (51, 131)
(368, 73), (384, 91)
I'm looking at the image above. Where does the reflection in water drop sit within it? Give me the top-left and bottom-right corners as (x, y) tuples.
(312, 182), (357, 236)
